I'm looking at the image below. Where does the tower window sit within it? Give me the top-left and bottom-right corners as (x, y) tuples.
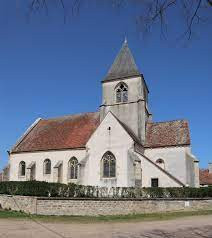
(115, 83), (128, 103)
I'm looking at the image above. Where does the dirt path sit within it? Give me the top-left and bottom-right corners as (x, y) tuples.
(0, 215), (212, 238)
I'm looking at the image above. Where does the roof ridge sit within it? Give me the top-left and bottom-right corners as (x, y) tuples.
(147, 119), (188, 124)
(44, 111), (99, 121)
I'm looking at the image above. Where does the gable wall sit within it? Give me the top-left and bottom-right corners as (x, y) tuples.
(86, 112), (134, 187)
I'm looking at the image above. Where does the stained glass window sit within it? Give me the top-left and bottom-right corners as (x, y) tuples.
(44, 159), (51, 174)
(19, 161), (26, 176)
(116, 89), (121, 103)
(69, 157), (78, 179)
(102, 151), (116, 178)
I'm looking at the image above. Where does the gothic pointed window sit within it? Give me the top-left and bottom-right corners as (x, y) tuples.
(19, 161), (26, 176)
(116, 88), (121, 103)
(102, 151), (116, 178)
(69, 157), (78, 179)
(44, 159), (51, 175)
(115, 83), (128, 103)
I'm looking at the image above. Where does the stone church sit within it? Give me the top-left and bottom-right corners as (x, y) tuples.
(9, 40), (200, 188)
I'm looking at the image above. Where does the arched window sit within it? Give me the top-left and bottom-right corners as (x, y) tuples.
(69, 157), (78, 179)
(115, 83), (128, 103)
(19, 161), (26, 176)
(102, 151), (116, 178)
(44, 159), (51, 175)
(156, 159), (165, 169)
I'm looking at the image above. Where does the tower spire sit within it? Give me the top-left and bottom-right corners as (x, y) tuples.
(104, 40), (140, 81)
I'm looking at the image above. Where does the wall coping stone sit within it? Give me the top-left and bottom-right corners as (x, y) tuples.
(36, 197), (212, 201)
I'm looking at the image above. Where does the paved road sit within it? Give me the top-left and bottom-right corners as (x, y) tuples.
(0, 215), (212, 238)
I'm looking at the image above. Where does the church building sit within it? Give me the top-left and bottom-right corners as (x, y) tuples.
(9, 41), (200, 187)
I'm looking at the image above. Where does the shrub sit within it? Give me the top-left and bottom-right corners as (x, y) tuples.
(0, 181), (66, 197)
(0, 181), (212, 199)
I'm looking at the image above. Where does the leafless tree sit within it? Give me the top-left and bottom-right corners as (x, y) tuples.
(17, 0), (212, 40)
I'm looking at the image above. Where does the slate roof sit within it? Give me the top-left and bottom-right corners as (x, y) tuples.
(11, 114), (191, 153)
(199, 169), (212, 185)
(104, 40), (141, 81)
(145, 120), (190, 148)
(11, 112), (100, 153)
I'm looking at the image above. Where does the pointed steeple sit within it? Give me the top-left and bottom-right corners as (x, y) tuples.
(104, 40), (141, 81)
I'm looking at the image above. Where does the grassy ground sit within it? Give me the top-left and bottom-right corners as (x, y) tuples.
(0, 209), (212, 223)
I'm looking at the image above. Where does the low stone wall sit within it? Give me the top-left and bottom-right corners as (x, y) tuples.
(0, 195), (37, 214)
(36, 198), (212, 216)
(0, 195), (212, 216)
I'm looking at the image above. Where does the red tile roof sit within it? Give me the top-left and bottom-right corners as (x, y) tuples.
(145, 120), (190, 148)
(11, 113), (191, 153)
(11, 112), (100, 153)
(199, 169), (212, 185)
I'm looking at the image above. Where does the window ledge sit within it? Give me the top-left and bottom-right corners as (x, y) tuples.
(68, 179), (78, 183)
(101, 177), (117, 180)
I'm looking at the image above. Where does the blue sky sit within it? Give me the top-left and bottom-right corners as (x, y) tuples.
(0, 1), (211, 170)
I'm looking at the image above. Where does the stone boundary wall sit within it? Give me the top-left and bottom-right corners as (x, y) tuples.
(0, 195), (37, 214)
(0, 195), (212, 216)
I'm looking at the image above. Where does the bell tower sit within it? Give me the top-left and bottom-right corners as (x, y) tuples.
(100, 40), (151, 145)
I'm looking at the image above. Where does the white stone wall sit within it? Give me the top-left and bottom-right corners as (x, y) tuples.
(194, 161), (200, 188)
(86, 112), (134, 187)
(133, 152), (181, 187)
(9, 149), (86, 184)
(144, 146), (193, 186)
(186, 152), (195, 187)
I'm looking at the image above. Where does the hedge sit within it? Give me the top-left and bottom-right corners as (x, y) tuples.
(0, 181), (212, 198)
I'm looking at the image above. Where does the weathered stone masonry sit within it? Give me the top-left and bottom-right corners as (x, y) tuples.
(0, 195), (212, 216)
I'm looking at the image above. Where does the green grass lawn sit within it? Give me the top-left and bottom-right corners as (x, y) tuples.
(0, 209), (212, 223)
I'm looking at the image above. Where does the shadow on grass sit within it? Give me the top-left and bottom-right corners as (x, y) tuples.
(0, 209), (212, 223)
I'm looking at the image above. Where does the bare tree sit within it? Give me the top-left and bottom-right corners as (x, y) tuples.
(18, 0), (212, 40)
